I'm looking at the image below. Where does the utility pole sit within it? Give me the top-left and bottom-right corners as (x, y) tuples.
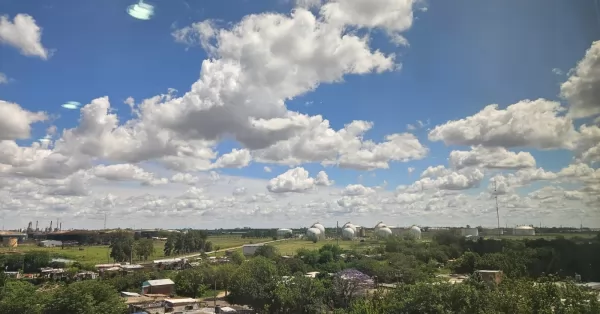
(494, 180), (501, 237)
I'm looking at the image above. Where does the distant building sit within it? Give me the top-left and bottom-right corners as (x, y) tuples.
(242, 243), (264, 256)
(513, 226), (535, 236)
(39, 240), (62, 247)
(460, 228), (479, 237)
(142, 279), (175, 295)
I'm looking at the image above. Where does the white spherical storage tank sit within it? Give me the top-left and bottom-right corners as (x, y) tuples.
(342, 227), (355, 240)
(311, 222), (325, 235)
(374, 222), (387, 230)
(375, 227), (392, 238)
(306, 227), (322, 242)
(343, 222), (357, 232)
(277, 228), (293, 238)
(407, 225), (422, 239)
(513, 225), (535, 236)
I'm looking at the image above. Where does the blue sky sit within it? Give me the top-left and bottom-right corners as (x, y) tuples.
(0, 0), (599, 228)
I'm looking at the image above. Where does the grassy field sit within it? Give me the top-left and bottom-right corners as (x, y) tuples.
(0, 235), (258, 264)
(208, 235), (258, 249)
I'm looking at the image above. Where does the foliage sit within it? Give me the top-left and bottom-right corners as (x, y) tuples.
(0, 281), (47, 314)
(134, 238), (155, 261)
(230, 250), (245, 265)
(173, 268), (208, 298)
(226, 257), (279, 311)
(254, 245), (279, 259)
(272, 275), (327, 314)
(109, 233), (134, 263)
(43, 280), (127, 314)
(164, 230), (209, 256)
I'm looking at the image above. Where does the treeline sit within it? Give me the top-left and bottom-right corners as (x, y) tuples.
(0, 278), (127, 314)
(452, 234), (600, 281)
(109, 231), (155, 262)
(164, 229), (212, 256)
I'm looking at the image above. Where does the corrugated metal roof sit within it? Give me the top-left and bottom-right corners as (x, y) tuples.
(143, 279), (175, 286)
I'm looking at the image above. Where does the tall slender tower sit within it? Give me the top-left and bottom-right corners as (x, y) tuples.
(103, 212), (107, 230)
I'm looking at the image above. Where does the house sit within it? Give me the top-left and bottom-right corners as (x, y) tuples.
(142, 279), (175, 295)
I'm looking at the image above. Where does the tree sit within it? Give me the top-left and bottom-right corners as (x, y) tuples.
(109, 234), (134, 263)
(44, 280), (127, 314)
(134, 238), (155, 261)
(226, 257), (279, 311)
(230, 250), (245, 265)
(254, 245), (279, 259)
(174, 268), (208, 298)
(23, 251), (51, 273)
(0, 281), (46, 314)
(273, 275), (326, 313)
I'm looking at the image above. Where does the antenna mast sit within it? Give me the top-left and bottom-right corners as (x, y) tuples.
(494, 180), (501, 236)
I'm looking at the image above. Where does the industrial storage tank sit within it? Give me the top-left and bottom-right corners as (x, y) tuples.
(374, 222), (387, 230)
(407, 226), (422, 240)
(342, 222), (356, 232)
(375, 227), (392, 238)
(306, 227), (322, 242)
(311, 222), (325, 235)
(513, 225), (535, 236)
(341, 227), (355, 240)
(460, 228), (479, 237)
(276, 228), (293, 238)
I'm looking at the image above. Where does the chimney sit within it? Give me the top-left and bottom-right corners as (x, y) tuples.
(60, 222), (62, 231)
(35, 221), (38, 231)
(50, 221), (53, 231)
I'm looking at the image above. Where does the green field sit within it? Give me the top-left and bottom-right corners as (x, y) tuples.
(208, 235), (258, 249)
(0, 235), (259, 264)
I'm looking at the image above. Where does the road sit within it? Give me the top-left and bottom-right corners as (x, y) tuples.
(181, 238), (288, 259)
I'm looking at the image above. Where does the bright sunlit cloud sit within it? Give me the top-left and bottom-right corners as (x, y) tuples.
(61, 101), (81, 110)
(127, 1), (155, 20)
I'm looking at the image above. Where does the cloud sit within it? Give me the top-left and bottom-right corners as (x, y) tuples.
(315, 170), (334, 186)
(0, 14), (50, 59)
(561, 41), (600, 119)
(0, 100), (48, 140)
(267, 167), (316, 193)
(263, 166), (272, 173)
(429, 99), (577, 150)
(0, 72), (9, 84)
(449, 146), (536, 170)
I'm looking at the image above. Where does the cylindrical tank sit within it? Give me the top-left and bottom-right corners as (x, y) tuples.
(342, 227), (355, 240)
(276, 228), (293, 238)
(306, 227), (321, 242)
(375, 227), (392, 238)
(407, 226), (422, 240)
(359, 227), (366, 237)
(8, 237), (18, 248)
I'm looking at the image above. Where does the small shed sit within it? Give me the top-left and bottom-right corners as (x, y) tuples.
(142, 279), (175, 295)
(242, 243), (264, 256)
(474, 270), (503, 284)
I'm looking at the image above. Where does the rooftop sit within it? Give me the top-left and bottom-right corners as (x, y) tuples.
(143, 279), (175, 286)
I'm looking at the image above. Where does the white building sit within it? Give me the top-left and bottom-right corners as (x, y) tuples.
(460, 228), (479, 237)
(39, 240), (62, 247)
(513, 226), (535, 236)
(242, 243), (264, 256)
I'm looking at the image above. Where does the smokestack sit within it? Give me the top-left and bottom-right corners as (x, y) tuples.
(60, 222), (62, 231)
(50, 221), (53, 231)
(35, 221), (38, 231)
